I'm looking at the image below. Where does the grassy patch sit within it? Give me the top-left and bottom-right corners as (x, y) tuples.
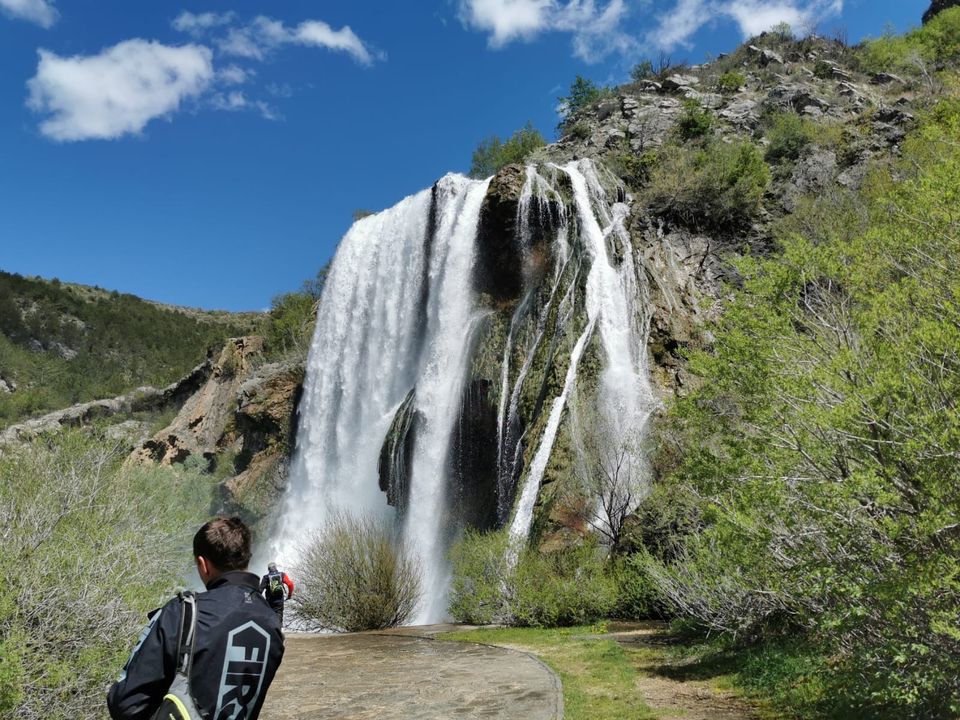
(441, 625), (657, 720)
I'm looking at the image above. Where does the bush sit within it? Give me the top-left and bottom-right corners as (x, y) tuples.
(261, 265), (327, 358)
(644, 140), (770, 231)
(858, 7), (960, 75)
(448, 529), (509, 624)
(630, 60), (655, 82)
(568, 122), (591, 141)
(511, 544), (617, 627)
(468, 122), (545, 178)
(292, 512), (421, 632)
(646, 100), (960, 717)
(812, 60), (834, 80)
(675, 99), (714, 140)
(611, 554), (660, 619)
(558, 75), (602, 128)
(0, 430), (212, 720)
(449, 531), (617, 627)
(716, 71), (746, 94)
(764, 112), (817, 163)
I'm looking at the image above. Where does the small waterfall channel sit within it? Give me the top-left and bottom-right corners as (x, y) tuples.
(269, 160), (656, 623)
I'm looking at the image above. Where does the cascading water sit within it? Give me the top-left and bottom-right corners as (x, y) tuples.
(269, 157), (656, 624)
(508, 160), (657, 558)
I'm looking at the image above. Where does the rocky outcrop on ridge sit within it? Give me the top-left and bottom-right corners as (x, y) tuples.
(127, 336), (304, 523)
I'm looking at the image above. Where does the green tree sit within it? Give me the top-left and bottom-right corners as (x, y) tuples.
(468, 123), (545, 178)
(558, 75), (602, 127)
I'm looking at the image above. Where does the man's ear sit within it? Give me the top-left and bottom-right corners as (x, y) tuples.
(196, 555), (213, 583)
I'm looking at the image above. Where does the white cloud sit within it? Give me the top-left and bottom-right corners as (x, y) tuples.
(0, 0), (58, 27)
(217, 63), (249, 85)
(461, 0), (843, 58)
(459, 0), (554, 46)
(26, 40), (214, 141)
(175, 13), (379, 65)
(648, 0), (843, 51)
(171, 10), (235, 36)
(210, 90), (280, 120)
(647, 0), (710, 51)
(459, 0), (635, 62)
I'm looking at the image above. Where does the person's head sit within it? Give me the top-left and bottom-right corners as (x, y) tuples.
(193, 516), (251, 585)
(268, 562), (278, 573)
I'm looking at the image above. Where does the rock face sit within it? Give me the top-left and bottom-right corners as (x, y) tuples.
(0, 359), (211, 446)
(924, 0), (959, 23)
(127, 336), (305, 523)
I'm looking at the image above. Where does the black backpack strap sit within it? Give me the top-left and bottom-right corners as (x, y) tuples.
(174, 591), (197, 677)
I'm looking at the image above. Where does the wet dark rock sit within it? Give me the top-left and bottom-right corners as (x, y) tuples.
(474, 165), (531, 307)
(448, 379), (499, 531)
(378, 389), (419, 514)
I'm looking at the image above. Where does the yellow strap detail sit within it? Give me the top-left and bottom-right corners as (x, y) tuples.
(163, 693), (191, 720)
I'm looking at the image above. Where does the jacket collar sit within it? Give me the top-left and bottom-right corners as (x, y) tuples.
(205, 570), (260, 592)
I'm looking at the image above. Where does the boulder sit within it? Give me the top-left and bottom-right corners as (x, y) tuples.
(871, 72), (906, 85)
(474, 165), (530, 307)
(662, 74), (700, 92)
(748, 45), (784, 66)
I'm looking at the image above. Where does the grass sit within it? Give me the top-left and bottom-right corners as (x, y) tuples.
(441, 625), (657, 720)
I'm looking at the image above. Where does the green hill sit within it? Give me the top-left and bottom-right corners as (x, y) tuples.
(0, 270), (259, 427)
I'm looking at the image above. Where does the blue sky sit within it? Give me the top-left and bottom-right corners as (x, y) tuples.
(0, 0), (927, 310)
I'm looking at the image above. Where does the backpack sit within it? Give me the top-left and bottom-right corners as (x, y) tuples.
(267, 572), (284, 600)
(150, 592), (204, 720)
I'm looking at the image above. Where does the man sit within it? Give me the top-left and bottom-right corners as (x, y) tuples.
(259, 562), (295, 623)
(108, 517), (285, 720)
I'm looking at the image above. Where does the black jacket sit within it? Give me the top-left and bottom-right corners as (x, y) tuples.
(107, 571), (285, 720)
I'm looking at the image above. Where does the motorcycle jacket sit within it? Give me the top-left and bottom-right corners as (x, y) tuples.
(108, 571), (285, 720)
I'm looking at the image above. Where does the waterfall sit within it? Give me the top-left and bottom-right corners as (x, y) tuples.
(507, 160), (656, 557)
(268, 174), (489, 624)
(268, 157), (655, 624)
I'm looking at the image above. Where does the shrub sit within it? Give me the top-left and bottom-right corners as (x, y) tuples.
(449, 531), (617, 627)
(646, 100), (960, 717)
(675, 99), (714, 141)
(716, 71), (746, 93)
(511, 544), (617, 627)
(611, 554), (660, 619)
(468, 122), (546, 178)
(812, 60), (834, 79)
(448, 529), (510, 624)
(644, 140), (770, 231)
(292, 512), (421, 632)
(764, 112), (817, 163)
(630, 60), (655, 82)
(0, 431), (212, 720)
(260, 265), (327, 359)
(558, 75), (602, 127)
(858, 7), (960, 75)
(569, 122), (592, 141)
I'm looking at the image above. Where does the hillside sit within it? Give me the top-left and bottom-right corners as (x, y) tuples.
(0, 270), (260, 427)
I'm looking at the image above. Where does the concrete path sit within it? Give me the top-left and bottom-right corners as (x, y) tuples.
(258, 629), (563, 720)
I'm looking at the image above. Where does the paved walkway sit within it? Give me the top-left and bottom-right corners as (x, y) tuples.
(258, 628), (563, 720)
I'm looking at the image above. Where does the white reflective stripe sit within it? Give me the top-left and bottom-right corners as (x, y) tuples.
(117, 608), (162, 682)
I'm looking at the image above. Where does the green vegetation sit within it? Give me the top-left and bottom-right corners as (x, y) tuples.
(449, 531), (616, 627)
(441, 626), (658, 720)
(674, 99), (714, 140)
(0, 272), (254, 427)
(292, 512), (421, 632)
(468, 123), (546, 179)
(638, 99), (960, 718)
(259, 265), (326, 359)
(859, 7), (960, 75)
(643, 139), (770, 231)
(0, 430), (217, 718)
(716, 70), (747, 93)
(763, 111), (818, 162)
(558, 75), (603, 128)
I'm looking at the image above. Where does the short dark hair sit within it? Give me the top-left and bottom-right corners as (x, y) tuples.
(193, 517), (251, 571)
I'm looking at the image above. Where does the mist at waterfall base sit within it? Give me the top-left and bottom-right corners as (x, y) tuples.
(265, 160), (657, 625)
